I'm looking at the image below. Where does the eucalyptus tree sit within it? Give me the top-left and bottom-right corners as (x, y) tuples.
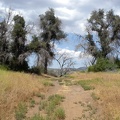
(11, 15), (28, 71)
(0, 20), (8, 64)
(77, 9), (120, 64)
(39, 8), (66, 74)
(0, 9), (13, 65)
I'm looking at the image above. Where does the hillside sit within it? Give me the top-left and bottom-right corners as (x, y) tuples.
(1, 70), (120, 120)
(0, 69), (53, 120)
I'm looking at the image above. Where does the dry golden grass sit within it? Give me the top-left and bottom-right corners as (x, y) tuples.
(1, 69), (120, 120)
(0, 69), (48, 120)
(69, 72), (120, 119)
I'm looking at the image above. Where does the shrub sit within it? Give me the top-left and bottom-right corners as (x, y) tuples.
(46, 94), (65, 115)
(43, 81), (54, 86)
(39, 101), (47, 111)
(0, 65), (9, 70)
(48, 94), (65, 105)
(115, 57), (120, 68)
(30, 114), (45, 120)
(54, 107), (65, 119)
(45, 101), (56, 115)
(30, 99), (36, 107)
(15, 102), (27, 120)
(88, 58), (118, 72)
(29, 66), (41, 75)
(9, 59), (29, 71)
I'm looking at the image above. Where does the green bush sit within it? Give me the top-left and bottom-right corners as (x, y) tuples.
(30, 114), (45, 120)
(115, 57), (120, 68)
(43, 81), (54, 86)
(54, 107), (65, 119)
(88, 58), (118, 72)
(9, 59), (29, 71)
(30, 99), (36, 107)
(29, 66), (41, 75)
(0, 65), (9, 70)
(48, 94), (65, 105)
(39, 101), (47, 111)
(15, 102), (27, 120)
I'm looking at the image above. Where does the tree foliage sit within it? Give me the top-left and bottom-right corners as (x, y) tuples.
(11, 15), (26, 57)
(2, 8), (120, 73)
(77, 9), (120, 64)
(11, 15), (28, 71)
(0, 8), (66, 74)
(0, 20), (9, 64)
(88, 58), (118, 72)
(39, 8), (66, 74)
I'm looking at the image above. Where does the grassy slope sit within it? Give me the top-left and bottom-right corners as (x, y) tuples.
(66, 72), (120, 119)
(1, 69), (120, 120)
(0, 69), (46, 120)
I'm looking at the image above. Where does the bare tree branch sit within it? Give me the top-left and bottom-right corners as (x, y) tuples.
(55, 52), (75, 77)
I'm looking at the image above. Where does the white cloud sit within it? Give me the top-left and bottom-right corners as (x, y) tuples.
(58, 48), (81, 58)
(54, 0), (70, 6)
(53, 45), (93, 68)
(56, 46), (92, 60)
(1, 0), (120, 34)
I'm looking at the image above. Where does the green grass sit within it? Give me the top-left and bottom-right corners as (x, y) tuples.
(54, 107), (65, 119)
(45, 94), (65, 115)
(0, 65), (9, 70)
(45, 101), (56, 115)
(43, 81), (54, 86)
(37, 94), (65, 119)
(78, 80), (95, 90)
(15, 102), (27, 120)
(39, 101), (47, 111)
(48, 94), (65, 105)
(30, 99), (36, 107)
(30, 94), (66, 120)
(30, 114), (45, 120)
(77, 79), (101, 90)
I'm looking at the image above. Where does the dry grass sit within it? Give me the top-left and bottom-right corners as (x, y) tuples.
(0, 69), (47, 120)
(1, 69), (120, 120)
(69, 72), (120, 119)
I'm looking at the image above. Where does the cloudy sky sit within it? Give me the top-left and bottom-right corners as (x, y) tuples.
(0, 0), (120, 68)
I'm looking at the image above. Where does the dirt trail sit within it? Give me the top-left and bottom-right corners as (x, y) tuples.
(57, 85), (92, 120)
(26, 81), (104, 120)
(46, 81), (103, 120)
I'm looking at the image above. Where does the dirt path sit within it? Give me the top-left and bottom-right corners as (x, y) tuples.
(26, 80), (104, 120)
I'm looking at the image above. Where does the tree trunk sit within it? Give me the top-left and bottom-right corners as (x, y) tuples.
(44, 57), (48, 74)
